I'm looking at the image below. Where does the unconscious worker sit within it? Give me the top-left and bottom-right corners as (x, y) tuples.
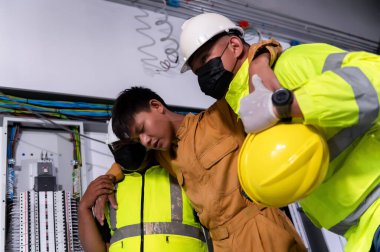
(109, 86), (307, 252)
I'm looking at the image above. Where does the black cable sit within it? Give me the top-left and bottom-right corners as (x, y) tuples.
(0, 91), (106, 144)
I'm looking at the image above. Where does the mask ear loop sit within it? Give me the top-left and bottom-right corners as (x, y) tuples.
(219, 41), (230, 57)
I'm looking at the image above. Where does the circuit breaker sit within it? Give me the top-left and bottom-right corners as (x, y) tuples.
(0, 116), (88, 251)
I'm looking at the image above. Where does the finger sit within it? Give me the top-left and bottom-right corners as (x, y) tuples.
(96, 188), (114, 196)
(108, 193), (118, 210)
(252, 74), (266, 90)
(92, 177), (114, 188)
(87, 179), (113, 193)
(94, 195), (108, 225)
(107, 174), (116, 183)
(95, 175), (115, 185)
(94, 182), (114, 192)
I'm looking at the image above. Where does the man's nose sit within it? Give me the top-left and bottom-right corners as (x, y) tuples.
(139, 134), (151, 147)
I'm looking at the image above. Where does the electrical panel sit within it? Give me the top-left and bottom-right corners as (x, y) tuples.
(1, 116), (88, 251)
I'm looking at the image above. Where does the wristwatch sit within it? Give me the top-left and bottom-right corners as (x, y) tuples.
(271, 88), (293, 120)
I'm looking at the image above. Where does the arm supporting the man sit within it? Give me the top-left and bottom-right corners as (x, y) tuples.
(250, 51), (303, 119)
(79, 175), (114, 252)
(248, 39), (283, 92)
(250, 52), (282, 92)
(93, 163), (124, 225)
(78, 206), (108, 252)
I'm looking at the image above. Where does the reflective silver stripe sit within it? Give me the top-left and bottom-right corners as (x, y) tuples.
(144, 222), (205, 241)
(322, 53), (380, 234)
(322, 52), (347, 72)
(110, 222), (205, 244)
(330, 184), (380, 235)
(110, 223), (140, 244)
(170, 175), (183, 222)
(322, 54), (379, 160)
(109, 184), (118, 230)
(327, 67), (379, 159)
(109, 172), (203, 246)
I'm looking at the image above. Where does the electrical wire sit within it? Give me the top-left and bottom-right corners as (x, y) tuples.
(72, 127), (82, 165)
(135, 7), (160, 74)
(0, 94), (111, 109)
(0, 91), (106, 144)
(0, 99), (111, 116)
(155, 8), (180, 71)
(135, 2), (180, 75)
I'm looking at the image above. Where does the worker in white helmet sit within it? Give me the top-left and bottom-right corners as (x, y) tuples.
(180, 12), (380, 252)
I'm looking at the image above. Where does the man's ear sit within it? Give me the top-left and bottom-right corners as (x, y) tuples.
(149, 99), (165, 113)
(229, 36), (245, 59)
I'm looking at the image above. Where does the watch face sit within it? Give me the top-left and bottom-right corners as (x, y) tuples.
(272, 89), (292, 105)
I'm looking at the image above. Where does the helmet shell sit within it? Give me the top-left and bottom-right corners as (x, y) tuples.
(238, 123), (330, 207)
(180, 13), (244, 73)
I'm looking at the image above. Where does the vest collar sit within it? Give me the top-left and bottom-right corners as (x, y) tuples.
(225, 45), (258, 115)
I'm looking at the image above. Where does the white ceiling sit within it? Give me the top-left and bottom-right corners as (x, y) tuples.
(109, 0), (380, 52)
(239, 0), (380, 42)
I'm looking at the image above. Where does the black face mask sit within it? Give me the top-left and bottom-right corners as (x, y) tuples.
(197, 57), (234, 99)
(110, 142), (148, 173)
(196, 43), (237, 100)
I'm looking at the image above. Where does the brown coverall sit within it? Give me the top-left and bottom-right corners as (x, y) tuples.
(157, 99), (307, 252)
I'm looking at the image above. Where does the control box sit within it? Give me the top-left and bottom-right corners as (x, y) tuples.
(0, 116), (88, 251)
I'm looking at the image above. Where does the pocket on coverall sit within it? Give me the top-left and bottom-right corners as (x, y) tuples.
(232, 208), (306, 252)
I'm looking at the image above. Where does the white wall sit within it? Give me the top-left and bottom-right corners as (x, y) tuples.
(0, 0), (215, 109)
(243, 0), (380, 42)
(1, 0), (377, 110)
(83, 131), (113, 184)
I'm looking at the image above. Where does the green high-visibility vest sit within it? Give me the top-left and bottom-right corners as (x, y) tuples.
(275, 43), (380, 252)
(106, 165), (207, 252)
(226, 42), (380, 252)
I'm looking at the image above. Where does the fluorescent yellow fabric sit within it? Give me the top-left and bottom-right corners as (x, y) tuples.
(225, 59), (250, 114)
(106, 165), (207, 252)
(274, 43), (380, 137)
(117, 172), (142, 227)
(274, 43), (380, 251)
(344, 198), (380, 252)
(225, 39), (283, 114)
(109, 236), (140, 252)
(144, 167), (172, 223)
(110, 235), (207, 252)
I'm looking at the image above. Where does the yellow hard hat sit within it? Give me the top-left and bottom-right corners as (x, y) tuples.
(238, 123), (329, 207)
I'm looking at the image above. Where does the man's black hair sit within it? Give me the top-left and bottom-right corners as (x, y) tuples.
(112, 86), (167, 140)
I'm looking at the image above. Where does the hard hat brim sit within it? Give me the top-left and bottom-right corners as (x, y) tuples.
(180, 62), (191, 73)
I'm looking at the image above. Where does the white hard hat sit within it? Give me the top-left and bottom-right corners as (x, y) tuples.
(106, 119), (120, 145)
(179, 13), (244, 73)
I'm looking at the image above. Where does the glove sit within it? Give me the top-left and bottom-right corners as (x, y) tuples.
(239, 74), (279, 133)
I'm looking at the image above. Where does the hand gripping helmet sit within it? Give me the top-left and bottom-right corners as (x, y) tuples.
(179, 12), (244, 73)
(106, 119), (148, 173)
(238, 123), (330, 207)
